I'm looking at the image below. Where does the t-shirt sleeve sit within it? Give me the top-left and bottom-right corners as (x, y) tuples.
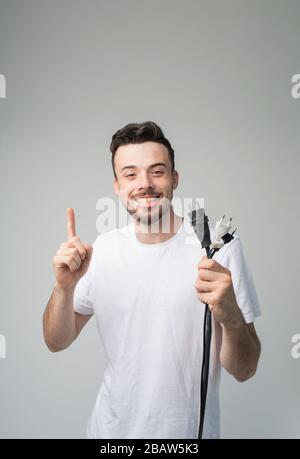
(73, 241), (96, 316)
(215, 235), (261, 324)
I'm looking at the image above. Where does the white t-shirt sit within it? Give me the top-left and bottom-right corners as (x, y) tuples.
(73, 217), (261, 439)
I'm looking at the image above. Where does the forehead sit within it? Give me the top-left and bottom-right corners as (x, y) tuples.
(114, 141), (170, 170)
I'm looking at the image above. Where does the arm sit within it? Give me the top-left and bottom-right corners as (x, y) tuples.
(219, 316), (261, 382)
(43, 208), (93, 352)
(43, 285), (93, 352)
(195, 256), (261, 382)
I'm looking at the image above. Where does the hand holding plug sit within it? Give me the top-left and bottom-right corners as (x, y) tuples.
(195, 255), (241, 327)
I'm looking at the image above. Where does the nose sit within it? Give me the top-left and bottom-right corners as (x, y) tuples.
(137, 171), (154, 192)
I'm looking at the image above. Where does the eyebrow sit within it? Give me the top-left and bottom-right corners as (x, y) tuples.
(120, 162), (168, 173)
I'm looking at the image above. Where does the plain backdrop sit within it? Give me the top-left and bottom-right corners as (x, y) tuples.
(0, 0), (299, 438)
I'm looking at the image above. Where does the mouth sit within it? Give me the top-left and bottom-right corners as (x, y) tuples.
(133, 195), (161, 208)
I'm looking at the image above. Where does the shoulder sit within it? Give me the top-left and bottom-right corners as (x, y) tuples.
(92, 224), (132, 249)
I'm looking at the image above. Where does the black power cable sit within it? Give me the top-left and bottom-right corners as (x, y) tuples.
(188, 206), (236, 439)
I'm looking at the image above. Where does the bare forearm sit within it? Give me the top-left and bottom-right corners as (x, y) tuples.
(220, 311), (261, 382)
(43, 284), (76, 352)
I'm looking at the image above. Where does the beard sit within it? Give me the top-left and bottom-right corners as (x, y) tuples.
(127, 196), (172, 233)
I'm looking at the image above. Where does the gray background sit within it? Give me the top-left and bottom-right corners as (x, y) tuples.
(0, 0), (299, 438)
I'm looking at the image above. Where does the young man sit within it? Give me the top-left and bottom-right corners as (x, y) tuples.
(43, 121), (261, 439)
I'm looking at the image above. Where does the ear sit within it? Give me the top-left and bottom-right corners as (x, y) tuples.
(113, 178), (119, 195)
(172, 170), (179, 190)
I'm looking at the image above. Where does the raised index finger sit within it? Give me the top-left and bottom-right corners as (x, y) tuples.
(67, 207), (76, 240)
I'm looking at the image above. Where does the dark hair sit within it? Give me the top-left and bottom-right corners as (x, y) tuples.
(110, 121), (175, 179)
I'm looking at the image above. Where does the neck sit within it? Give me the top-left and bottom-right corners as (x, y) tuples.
(134, 207), (184, 244)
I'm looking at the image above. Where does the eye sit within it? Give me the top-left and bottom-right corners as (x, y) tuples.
(125, 173), (136, 178)
(152, 170), (163, 175)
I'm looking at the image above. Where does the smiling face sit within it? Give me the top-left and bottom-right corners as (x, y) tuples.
(113, 141), (179, 227)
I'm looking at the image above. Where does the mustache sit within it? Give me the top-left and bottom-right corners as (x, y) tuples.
(131, 192), (162, 199)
